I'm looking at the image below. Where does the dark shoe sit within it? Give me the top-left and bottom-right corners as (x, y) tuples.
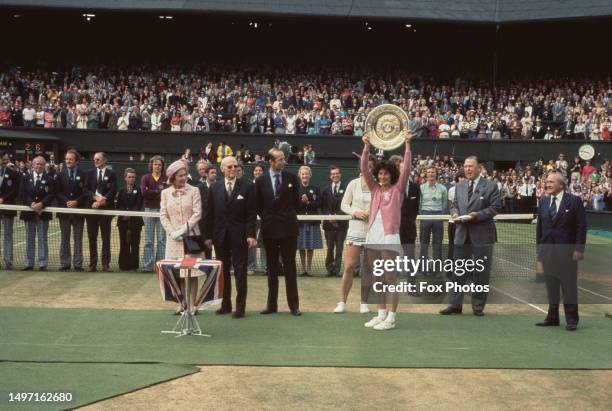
(102, 265), (110, 272)
(473, 310), (485, 317)
(4, 264), (14, 270)
(290, 309), (302, 316)
(38, 266), (47, 272)
(565, 324), (577, 331)
(536, 319), (560, 327)
(439, 306), (462, 315)
(260, 308), (278, 315)
(232, 311), (245, 319)
(300, 272), (312, 277)
(216, 307), (232, 315)
(73, 267), (84, 272)
(59, 266), (71, 271)
(87, 266), (97, 272)
(21, 266), (33, 271)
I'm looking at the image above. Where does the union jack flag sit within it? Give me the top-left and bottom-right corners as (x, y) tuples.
(156, 258), (224, 310)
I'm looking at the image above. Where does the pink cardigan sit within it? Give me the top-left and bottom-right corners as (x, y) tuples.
(360, 145), (411, 235)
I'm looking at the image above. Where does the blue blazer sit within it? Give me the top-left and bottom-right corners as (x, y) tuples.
(55, 167), (89, 212)
(19, 172), (55, 221)
(536, 192), (586, 257)
(85, 168), (117, 209)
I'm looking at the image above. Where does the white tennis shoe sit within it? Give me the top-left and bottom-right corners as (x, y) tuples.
(364, 315), (386, 328)
(373, 318), (396, 330)
(359, 303), (370, 314)
(333, 302), (347, 313)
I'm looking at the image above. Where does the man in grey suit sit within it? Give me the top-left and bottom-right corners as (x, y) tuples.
(440, 156), (501, 316)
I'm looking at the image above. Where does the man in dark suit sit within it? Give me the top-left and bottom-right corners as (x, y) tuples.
(115, 168), (144, 271)
(440, 156), (501, 316)
(536, 172), (586, 331)
(255, 147), (301, 316)
(400, 178), (421, 261)
(55, 149), (88, 271)
(195, 159), (213, 259)
(204, 156), (257, 318)
(321, 166), (348, 276)
(19, 156), (54, 271)
(0, 150), (20, 269)
(85, 152), (117, 272)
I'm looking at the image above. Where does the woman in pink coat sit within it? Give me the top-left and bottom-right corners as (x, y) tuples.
(360, 132), (412, 331)
(160, 159), (202, 314)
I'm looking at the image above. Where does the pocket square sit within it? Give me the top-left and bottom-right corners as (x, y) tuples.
(237, 194), (244, 200)
(410, 196), (416, 199)
(565, 209), (569, 212)
(479, 196), (484, 200)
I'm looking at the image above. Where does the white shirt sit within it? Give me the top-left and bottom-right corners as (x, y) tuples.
(95, 166), (108, 197)
(469, 176), (481, 192)
(224, 177), (237, 193)
(332, 182), (342, 194)
(550, 191), (564, 213)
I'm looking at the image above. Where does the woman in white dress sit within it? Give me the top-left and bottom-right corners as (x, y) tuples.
(333, 155), (375, 314)
(360, 132), (412, 331)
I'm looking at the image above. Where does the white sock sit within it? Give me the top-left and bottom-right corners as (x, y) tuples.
(377, 309), (388, 319)
(386, 312), (396, 322)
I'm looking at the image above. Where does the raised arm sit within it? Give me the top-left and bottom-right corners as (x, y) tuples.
(396, 134), (412, 195)
(360, 134), (376, 191)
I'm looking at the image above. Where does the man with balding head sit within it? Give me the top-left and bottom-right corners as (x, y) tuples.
(85, 152), (117, 272)
(536, 172), (586, 331)
(204, 156), (256, 318)
(19, 156), (54, 271)
(440, 156), (501, 316)
(255, 147), (302, 316)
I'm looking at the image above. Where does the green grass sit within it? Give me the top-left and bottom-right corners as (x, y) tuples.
(1, 307), (611, 370)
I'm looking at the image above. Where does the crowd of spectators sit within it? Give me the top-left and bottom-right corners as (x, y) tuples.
(409, 154), (612, 211)
(8, 147), (612, 212)
(0, 65), (611, 140)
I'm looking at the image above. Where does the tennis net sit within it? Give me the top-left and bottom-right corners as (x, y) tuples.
(0, 205), (538, 277)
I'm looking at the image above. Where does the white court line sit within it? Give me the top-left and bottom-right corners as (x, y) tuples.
(489, 285), (547, 314)
(577, 286), (612, 302)
(13, 229), (61, 248)
(495, 254), (612, 303)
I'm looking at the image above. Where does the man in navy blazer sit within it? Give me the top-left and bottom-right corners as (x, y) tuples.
(204, 156), (257, 318)
(19, 156), (55, 270)
(85, 152), (117, 272)
(536, 171), (586, 331)
(0, 150), (20, 269)
(255, 147), (301, 316)
(55, 149), (88, 271)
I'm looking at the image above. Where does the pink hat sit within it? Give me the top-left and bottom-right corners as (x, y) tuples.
(166, 159), (188, 181)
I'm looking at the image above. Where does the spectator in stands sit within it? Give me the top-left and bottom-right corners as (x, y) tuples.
(116, 168), (144, 271)
(56, 149), (87, 271)
(19, 156), (54, 271)
(0, 150), (19, 269)
(321, 166), (348, 277)
(140, 155), (167, 272)
(216, 141), (233, 164)
(22, 104), (36, 127)
(160, 159), (202, 315)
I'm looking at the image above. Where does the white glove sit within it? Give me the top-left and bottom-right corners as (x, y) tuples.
(170, 224), (188, 240)
(170, 229), (183, 241)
